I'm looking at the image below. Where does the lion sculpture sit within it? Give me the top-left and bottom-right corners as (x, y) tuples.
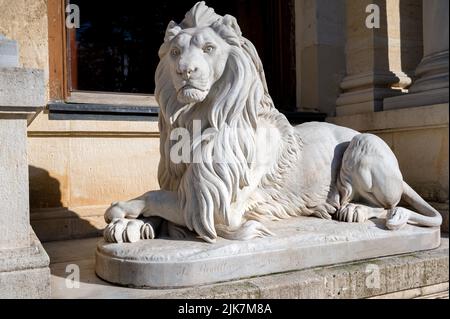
(103, 2), (442, 244)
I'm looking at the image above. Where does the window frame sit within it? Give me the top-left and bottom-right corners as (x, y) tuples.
(48, 0), (159, 110)
(47, 0), (304, 116)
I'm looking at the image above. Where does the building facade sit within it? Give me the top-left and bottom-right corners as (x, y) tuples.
(0, 0), (448, 298)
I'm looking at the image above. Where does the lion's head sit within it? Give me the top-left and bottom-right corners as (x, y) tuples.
(165, 25), (232, 104)
(155, 2), (275, 242)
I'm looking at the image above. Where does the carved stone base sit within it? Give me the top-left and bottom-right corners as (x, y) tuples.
(0, 231), (51, 298)
(95, 217), (441, 289)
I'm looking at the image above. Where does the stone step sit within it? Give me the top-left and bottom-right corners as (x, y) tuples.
(44, 234), (449, 299)
(370, 283), (449, 299)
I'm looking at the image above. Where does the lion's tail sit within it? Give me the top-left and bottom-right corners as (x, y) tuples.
(216, 220), (274, 241)
(401, 182), (442, 227)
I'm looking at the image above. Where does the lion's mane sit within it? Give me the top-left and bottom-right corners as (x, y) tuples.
(155, 2), (298, 242)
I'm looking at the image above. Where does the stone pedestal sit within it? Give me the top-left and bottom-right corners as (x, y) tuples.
(96, 217), (440, 289)
(385, 0), (449, 110)
(336, 0), (422, 116)
(0, 36), (50, 298)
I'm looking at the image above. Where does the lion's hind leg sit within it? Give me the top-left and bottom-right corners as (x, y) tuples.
(336, 133), (405, 226)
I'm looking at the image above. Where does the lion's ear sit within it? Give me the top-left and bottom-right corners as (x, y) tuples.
(222, 15), (242, 37)
(164, 20), (181, 42)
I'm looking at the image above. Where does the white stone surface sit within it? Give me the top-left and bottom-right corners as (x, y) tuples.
(104, 2), (442, 247)
(98, 3), (443, 289)
(96, 217), (441, 288)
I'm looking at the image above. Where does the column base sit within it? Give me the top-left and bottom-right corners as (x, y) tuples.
(336, 88), (404, 116)
(410, 51), (449, 94)
(384, 87), (449, 110)
(0, 230), (51, 299)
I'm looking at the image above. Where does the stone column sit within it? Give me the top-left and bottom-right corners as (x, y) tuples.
(295, 0), (346, 116)
(336, 0), (417, 116)
(385, 0), (449, 109)
(0, 35), (50, 298)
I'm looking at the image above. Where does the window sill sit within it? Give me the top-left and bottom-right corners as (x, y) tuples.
(47, 103), (327, 124)
(47, 102), (159, 121)
(66, 91), (158, 107)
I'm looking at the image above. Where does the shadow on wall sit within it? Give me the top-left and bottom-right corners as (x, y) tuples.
(29, 165), (103, 242)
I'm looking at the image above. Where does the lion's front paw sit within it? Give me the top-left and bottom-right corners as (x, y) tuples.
(104, 203), (127, 224)
(104, 219), (156, 243)
(336, 204), (369, 223)
(386, 208), (410, 231)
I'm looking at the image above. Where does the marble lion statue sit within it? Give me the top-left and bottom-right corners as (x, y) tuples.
(103, 2), (442, 244)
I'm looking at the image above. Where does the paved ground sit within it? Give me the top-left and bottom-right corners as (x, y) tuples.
(43, 234), (449, 299)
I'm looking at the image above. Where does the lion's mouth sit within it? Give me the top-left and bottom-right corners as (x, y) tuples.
(177, 84), (210, 104)
(178, 84), (208, 93)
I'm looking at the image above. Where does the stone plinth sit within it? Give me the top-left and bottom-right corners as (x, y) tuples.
(0, 231), (51, 298)
(96, 217), (440, 289)
(0, 35), (50, 298)
(0, 51), (44, 251)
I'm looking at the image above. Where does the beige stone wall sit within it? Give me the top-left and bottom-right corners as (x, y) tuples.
(28, 115), (161, 207)
(27, 113), (161, 241)
(377, 127), (448, 202)
(0, 0), (49, 97)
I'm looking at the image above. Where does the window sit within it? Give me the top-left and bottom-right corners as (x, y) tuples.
(49, 0), (296, 111)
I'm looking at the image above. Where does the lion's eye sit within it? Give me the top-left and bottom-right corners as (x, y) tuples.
(203, 45), (215, 53)
(171, 48), (180, 57)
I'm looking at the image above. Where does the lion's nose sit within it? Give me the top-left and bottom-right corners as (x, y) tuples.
(178, 66), (198, 80)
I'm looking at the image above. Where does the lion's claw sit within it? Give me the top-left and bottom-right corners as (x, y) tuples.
(336, 204), (369, 223)
(104, 219), (154, 243)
